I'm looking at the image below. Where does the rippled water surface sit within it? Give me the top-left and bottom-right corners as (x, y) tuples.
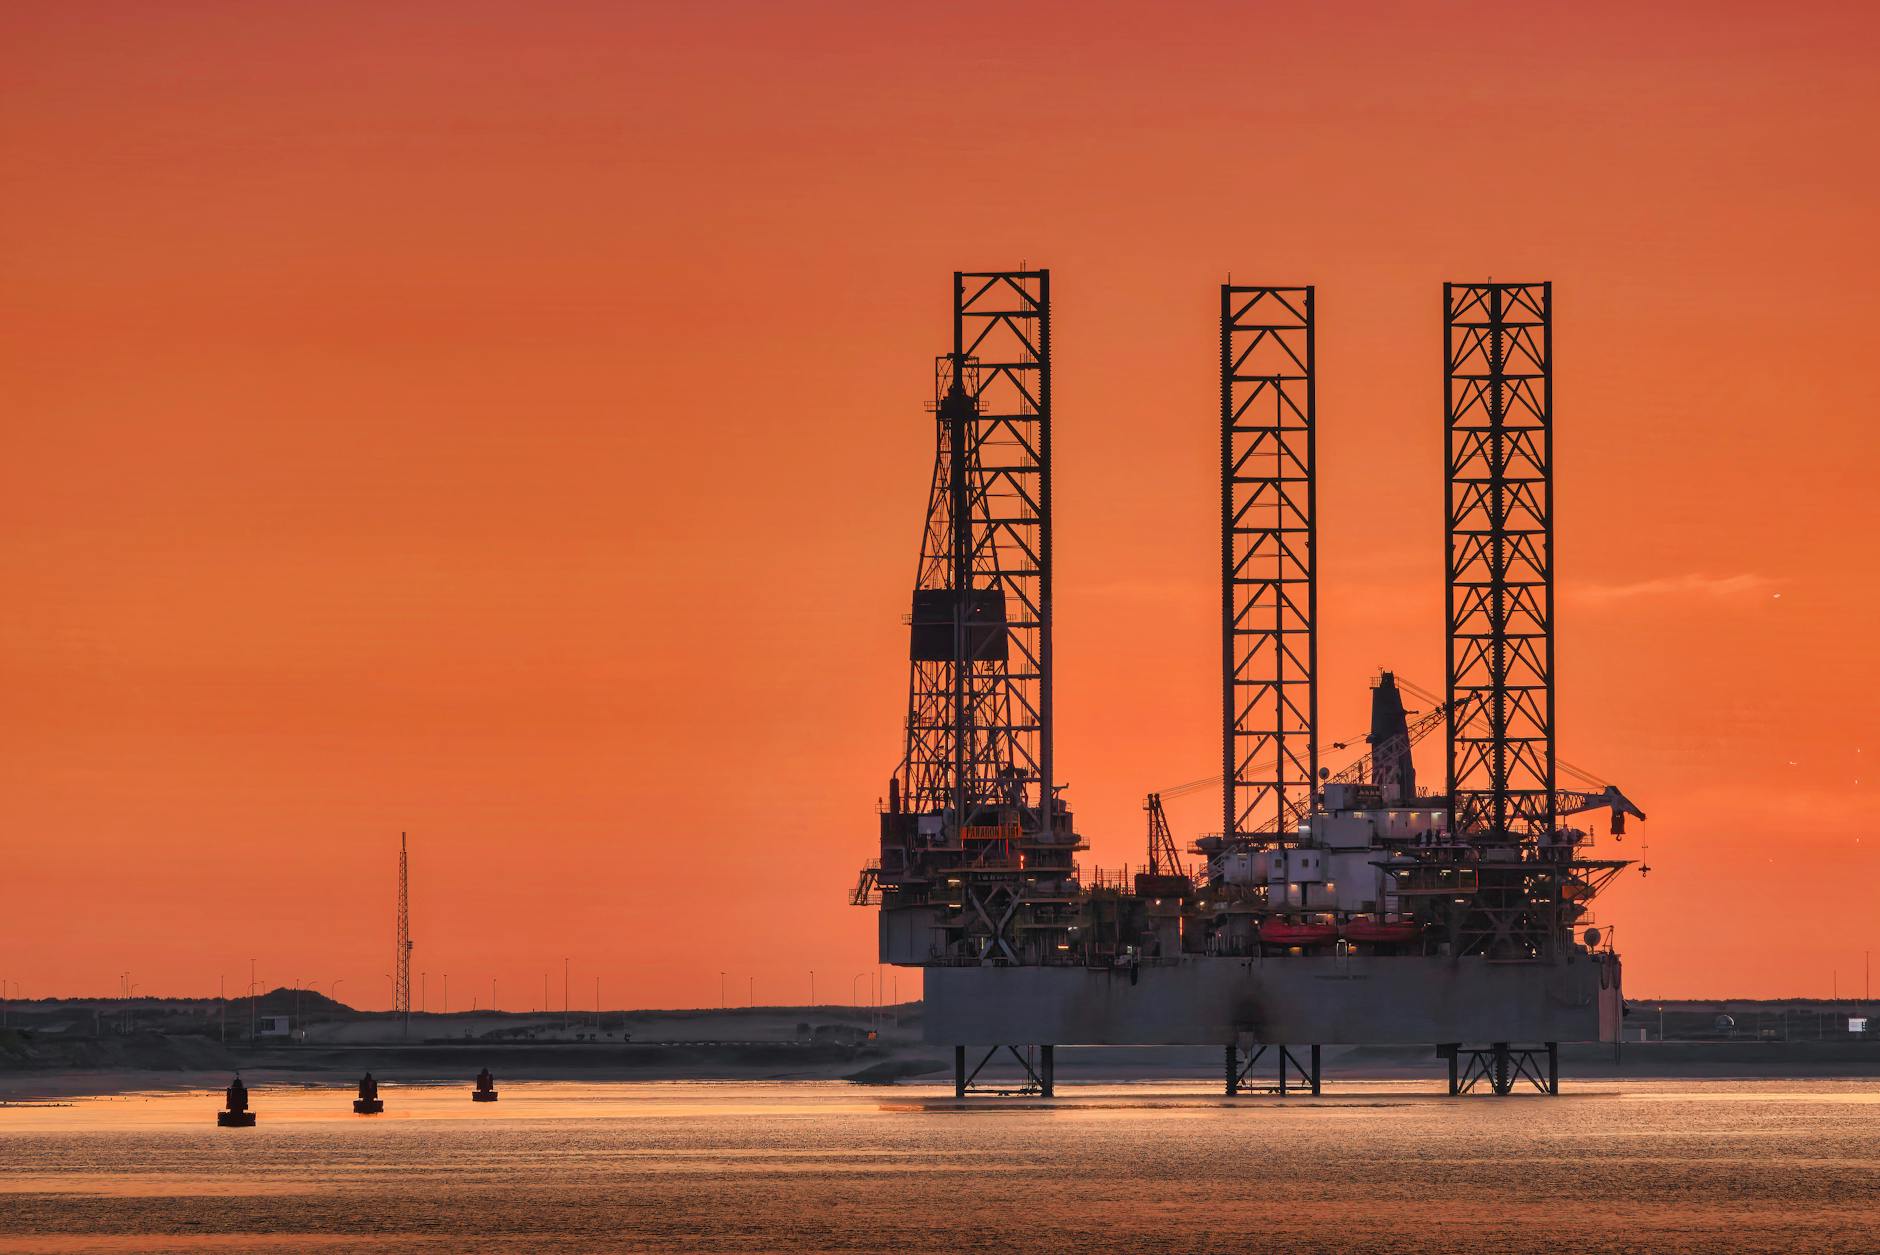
(3, 1079), (1878, 1252)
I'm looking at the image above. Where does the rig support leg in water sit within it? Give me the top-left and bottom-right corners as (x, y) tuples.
(1445, 1042), (1560, 1096)
(953, 1044), (1055, 1098)
(1225, 1043), (1321, 1096)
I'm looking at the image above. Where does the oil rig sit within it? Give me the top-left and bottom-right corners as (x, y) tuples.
(855, 272), (1642, 1097)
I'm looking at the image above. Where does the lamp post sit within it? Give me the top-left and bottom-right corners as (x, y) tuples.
(851, 972), (864, 1008)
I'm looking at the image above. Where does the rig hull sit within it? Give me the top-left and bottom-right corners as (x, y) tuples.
(922, 953), (1622, 1046)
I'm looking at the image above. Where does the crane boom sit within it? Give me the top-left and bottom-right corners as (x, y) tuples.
(1143, 793), (1189, 879)
(1557, 785), (1647, 835)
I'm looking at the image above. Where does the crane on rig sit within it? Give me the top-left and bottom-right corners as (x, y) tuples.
(1142, 793), (1189, 880)
(1558, 785), (1647, 836)
(1148, 672), (1647, 852)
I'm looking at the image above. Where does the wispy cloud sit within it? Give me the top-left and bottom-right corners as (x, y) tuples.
(1569, 572), (1775, 606)
(1065, 577), (1211, 601)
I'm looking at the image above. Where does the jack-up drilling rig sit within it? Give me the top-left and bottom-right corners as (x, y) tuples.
(861, 275), (1636, 1098)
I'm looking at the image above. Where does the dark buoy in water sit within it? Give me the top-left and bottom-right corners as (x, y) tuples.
(217, 1073), (256, 1127)
(352, 1071), (384, 1115)
(472, 1067), (499, 1103)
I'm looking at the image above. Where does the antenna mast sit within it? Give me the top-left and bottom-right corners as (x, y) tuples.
(395, 832), (413, 1038)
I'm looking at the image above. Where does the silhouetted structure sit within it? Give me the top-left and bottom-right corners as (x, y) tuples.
(1369, 672), (1417, 804)
(472, 1067), (499, 1102)
(395, 833), (413, 1038)
(217, 1073), (255, 1127)
(864, 270), (1085, 1096)
(353, 1071), (383, 1115)
(861, 272), (1641, 1099)
(1221, 285), (1318, 841)
(1425, 283), (1628, 966)
(1444, 283), (1555, 842)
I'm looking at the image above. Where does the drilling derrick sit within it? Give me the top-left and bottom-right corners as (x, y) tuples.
(877, 270), (1084, 968)
(1221, 286), (1317, 845)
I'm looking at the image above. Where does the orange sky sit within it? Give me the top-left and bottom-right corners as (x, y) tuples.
(4, 2), (1877, 1008)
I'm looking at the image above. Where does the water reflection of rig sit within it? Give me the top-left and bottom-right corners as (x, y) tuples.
(853, 274), (1644, 1098)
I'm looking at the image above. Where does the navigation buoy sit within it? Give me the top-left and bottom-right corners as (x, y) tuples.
(352, 1071), (384, 1115)
(217, 1073), (256, 1127)
(472, 1067), (499, 1103)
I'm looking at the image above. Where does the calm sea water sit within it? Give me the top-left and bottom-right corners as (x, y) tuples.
(2, 1079), (1877, 1252)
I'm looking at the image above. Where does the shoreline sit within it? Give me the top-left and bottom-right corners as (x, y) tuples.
(6, 997), (1873, 1103)
(4, 1040), (1877, 1103)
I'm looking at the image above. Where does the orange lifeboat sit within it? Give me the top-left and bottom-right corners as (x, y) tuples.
(1258, 918), (1340, 946)
(1342, 919), (1422, 944)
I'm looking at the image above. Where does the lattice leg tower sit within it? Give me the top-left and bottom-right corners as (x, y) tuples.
(1222, 285), (1317, 844)
(955, 1044), (1056, 1098)
(1225, 1042), (1321, 1096)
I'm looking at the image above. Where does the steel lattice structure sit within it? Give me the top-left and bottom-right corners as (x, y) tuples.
(394, 833), (412, 1021)
(861, 272), (1637, 1079)
(1444, 282), (1555, 842)
(1221, 285), (1317, 843)
(901, 270), (1054, 833)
